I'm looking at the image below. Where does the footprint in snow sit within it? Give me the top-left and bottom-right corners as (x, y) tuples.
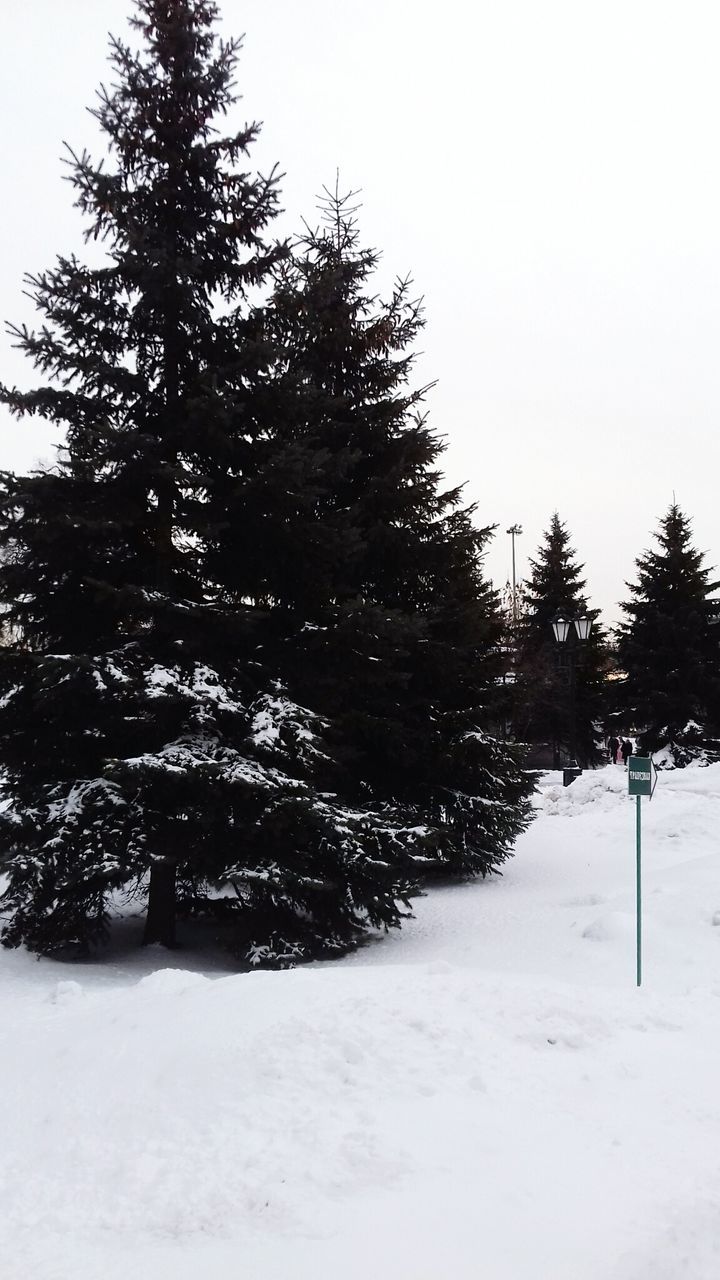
(47, 979), (83, 1005)
(563, 894), (607, 908)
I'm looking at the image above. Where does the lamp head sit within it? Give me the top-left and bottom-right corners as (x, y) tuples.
(552, 616), (570, 644)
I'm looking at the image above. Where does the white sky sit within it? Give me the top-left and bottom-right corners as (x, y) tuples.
(2, 0), (719, 623)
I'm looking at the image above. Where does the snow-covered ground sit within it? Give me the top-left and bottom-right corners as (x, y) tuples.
(3, 762), (720, 1279)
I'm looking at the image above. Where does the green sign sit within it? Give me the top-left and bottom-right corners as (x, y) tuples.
(627, 755), (657, 987)
(628, 756), (653, 797)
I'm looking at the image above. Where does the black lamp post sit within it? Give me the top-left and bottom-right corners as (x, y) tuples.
(506, 524), (523, 624)
(551, 613), (592, 773)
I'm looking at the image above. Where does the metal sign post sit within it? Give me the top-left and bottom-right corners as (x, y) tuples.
(627, 756), (656, 987)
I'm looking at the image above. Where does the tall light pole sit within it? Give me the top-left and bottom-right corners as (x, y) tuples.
(506, 524), (523, 624)
(551, 613), (592, 779)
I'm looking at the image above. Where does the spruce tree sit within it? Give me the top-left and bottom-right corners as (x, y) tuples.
(210, 188), (534, 889)
(0, 0), (280, 951)
(513, 513), (607, 766)
(0, 2), (415, 962)
(0, 14), (533, 963)
(617, 503), (720, 763)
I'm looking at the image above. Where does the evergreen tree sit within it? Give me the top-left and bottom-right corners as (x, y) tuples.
(513, 513), (607, 766)
(209, 187), (534, 892)
(617, 503), (720, 763)
(0, 2), (415, 962)
(0, 8), (532, 965)
(0, 0), (280, 952)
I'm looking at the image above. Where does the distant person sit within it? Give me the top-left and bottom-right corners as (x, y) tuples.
(621, 739), (633, 767)
(607, 735), (619, 765)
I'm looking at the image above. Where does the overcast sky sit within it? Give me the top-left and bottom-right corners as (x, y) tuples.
(1, 0), (719, 624)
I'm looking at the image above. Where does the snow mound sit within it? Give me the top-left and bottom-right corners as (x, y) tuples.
(0, 968), (518, 1247)
(538, 760), (720, 817)
(581, 911), (635, 943)
(541, 768), (629, 816)
(135, 968), (212, 996)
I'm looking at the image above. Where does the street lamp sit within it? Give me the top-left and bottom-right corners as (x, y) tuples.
(506, 524), (523, 624)
(551, 613), (592, 776)
(551, 616), (571, 644)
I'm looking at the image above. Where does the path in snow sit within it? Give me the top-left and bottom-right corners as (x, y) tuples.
(2, 763), (720, 1279)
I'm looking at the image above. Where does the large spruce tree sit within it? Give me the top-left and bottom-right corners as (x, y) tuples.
(0, 9), (533, 965)
(0, 2), (415, 962)
(617, 503), (720, 763)
(210, 188), (534, 889)
(513, 513), (607, 766)
(0, 0), (281, 952)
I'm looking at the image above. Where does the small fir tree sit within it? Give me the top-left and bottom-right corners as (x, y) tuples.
(513, 513), (607, 766)
(617, 503), (720, 764)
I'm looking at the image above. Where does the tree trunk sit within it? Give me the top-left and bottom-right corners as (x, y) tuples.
(143, 859), (177, 947)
